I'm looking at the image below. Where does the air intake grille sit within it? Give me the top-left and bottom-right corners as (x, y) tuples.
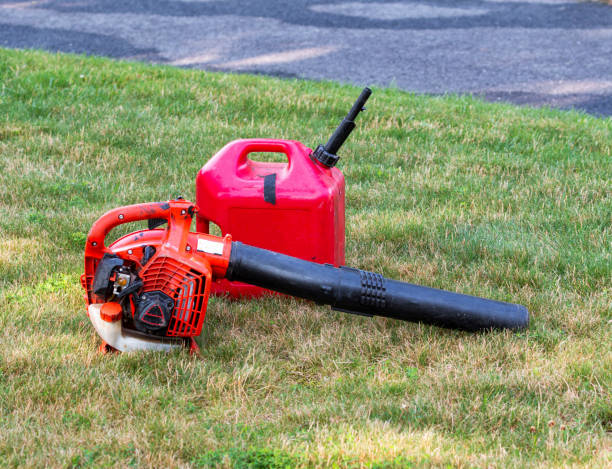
(141, 256), (207, 337)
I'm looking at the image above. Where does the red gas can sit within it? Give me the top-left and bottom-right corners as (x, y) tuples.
(196, 138), (345, 298)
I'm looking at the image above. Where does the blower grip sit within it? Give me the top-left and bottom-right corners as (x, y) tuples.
(226, 242), (528, 331)
(84, 201), (175, 254)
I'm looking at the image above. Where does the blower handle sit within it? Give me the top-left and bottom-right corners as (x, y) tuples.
(84, 200), (194, 257)
(312, 87), (371, 167)
(226, 242), (529, 331)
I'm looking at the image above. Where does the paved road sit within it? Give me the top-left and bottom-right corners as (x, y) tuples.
(1, 0), (611, 116)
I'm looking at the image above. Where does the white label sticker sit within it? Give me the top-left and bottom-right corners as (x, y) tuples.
(197, 238), (224, 255)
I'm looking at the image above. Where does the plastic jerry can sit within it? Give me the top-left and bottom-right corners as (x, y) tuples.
(196, 138), (345, 298)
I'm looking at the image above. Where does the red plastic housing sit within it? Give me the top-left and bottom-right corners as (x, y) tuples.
(196, 138), (345, 297)
(81, 199), (233, 339)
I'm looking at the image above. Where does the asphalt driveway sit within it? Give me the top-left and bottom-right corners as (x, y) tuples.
(1, 0), (611, 116)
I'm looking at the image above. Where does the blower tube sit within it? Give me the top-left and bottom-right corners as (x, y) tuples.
(226, 242), (528, 331)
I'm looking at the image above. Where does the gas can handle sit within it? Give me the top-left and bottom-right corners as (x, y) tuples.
(235, 139), (307, 172)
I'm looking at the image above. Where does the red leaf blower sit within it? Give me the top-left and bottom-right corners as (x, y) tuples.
(81, 199), (528, 352)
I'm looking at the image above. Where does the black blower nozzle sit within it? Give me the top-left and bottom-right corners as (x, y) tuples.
(312, 87), (372, 167)
(227, 242), (529, 331)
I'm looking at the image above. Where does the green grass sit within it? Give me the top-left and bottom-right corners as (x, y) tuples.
(0, 48), (610, 468)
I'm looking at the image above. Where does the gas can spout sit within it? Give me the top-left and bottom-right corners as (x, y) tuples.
(312, 87), (372, 168)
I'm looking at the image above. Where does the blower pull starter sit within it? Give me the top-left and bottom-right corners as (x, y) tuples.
(81, 199), (529, 352)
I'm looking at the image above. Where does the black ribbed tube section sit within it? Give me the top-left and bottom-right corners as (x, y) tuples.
(226, 242), (529, 331)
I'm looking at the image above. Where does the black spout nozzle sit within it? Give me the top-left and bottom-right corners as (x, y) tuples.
(312, 87), (372, 167)
(227, 242), (529, 332)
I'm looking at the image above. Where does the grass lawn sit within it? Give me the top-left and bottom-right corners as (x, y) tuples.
(0, 48), (610, 468)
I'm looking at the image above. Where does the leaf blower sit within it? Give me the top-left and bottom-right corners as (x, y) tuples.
(81, 199), (529, 352)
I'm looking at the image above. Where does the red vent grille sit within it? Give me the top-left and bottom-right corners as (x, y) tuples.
(141, 256), (208, 337)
